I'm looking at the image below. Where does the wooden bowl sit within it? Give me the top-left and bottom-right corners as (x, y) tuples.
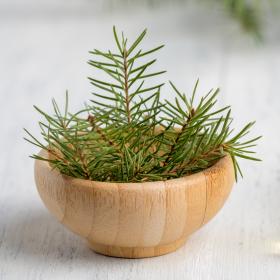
(34, 148), (235, 258)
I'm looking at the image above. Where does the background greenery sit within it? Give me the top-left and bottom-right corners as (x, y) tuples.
(111, 0), (278, 41)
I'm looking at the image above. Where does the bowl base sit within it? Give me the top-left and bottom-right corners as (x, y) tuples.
(86, 236), (188, 258)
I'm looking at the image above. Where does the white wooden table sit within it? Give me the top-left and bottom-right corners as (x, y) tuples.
(0, 1), (280, 279)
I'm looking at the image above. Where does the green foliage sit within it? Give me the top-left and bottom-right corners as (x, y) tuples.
(24, 26), (261, 183)
(119, 0), (278, 41)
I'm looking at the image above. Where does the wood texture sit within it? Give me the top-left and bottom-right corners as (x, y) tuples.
(34, 148), (235, 258)
(86, 237), (189, 258)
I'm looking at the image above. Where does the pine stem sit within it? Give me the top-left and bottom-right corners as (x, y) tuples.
(147, 114), (156, 153)
(48, 149), (72, 166)
(128, 167), (142, 181)
(62, 123), (75, 154)
(166, 143), (225, 174)
(162, 108), (195, 167)
(78, 149), (92, 181)
(163, 123), (187, 166)
(87, 115), (124, 154)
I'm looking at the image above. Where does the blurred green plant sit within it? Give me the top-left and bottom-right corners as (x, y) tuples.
(215, 0), (265, 40)
(24, 26), (262, 183)
(116, 0), (278, 41)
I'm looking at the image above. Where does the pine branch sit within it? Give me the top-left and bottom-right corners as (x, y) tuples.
(24, 26), (261, 183)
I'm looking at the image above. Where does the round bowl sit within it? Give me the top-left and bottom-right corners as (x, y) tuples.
(34, 148), (235, 258)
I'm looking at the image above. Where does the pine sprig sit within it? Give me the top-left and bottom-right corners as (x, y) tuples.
(24, 26), (262, 183)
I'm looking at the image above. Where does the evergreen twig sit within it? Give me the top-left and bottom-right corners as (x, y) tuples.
(24, 26), (262, 183)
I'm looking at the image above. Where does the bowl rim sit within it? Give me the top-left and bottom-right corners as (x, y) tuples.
(35, 146), (232, 188)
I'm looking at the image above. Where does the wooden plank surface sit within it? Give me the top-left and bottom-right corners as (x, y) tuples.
(0, 1), (280, 279)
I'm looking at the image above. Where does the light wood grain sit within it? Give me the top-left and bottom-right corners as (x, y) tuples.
(34, 148), (235, 258)
(86, 236), (189, 258)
